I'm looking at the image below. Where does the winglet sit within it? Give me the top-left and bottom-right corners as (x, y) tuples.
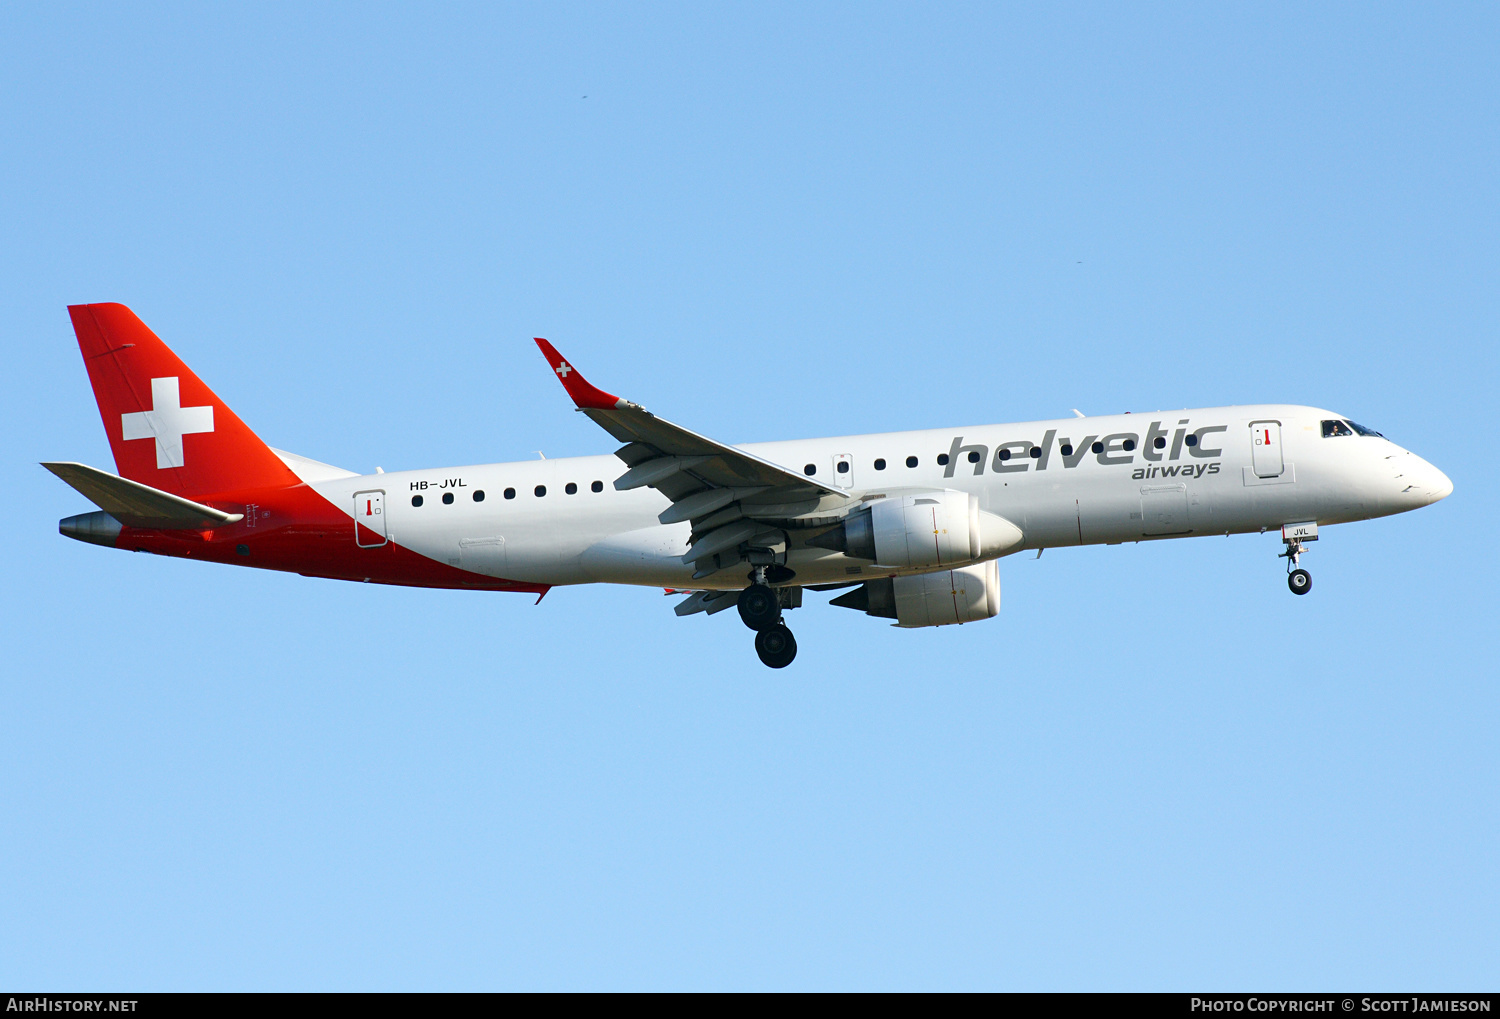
(534, 339), (621, 410)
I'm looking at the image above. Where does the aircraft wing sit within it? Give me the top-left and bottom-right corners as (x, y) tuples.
(535, 339), (852, 578)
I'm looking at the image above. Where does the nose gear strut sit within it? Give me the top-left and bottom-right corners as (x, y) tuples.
(1278, 522), (1318, 596)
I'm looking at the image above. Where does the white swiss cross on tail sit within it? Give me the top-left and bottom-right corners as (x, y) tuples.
(555, 362), (573, 378)
(120, 377), (214, 469)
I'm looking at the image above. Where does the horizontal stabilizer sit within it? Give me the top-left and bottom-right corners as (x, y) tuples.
(42, 461), (244, 529)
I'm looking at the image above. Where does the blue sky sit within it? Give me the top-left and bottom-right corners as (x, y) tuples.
(2, 2), (1496, 990)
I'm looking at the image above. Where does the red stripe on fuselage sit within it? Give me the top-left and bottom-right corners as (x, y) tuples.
(113, 480), (549, 595)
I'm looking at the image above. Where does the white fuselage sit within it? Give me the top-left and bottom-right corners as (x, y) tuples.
(307, 405), (1452, 590)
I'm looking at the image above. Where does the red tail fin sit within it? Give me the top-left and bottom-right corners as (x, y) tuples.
(68, 303), (300, 498)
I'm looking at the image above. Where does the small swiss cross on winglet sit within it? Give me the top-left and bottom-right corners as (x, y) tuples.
(533, 338), (622, 410)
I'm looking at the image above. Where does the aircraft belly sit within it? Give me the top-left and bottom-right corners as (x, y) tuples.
(575, 524), (966, 590)
(579, 523), (696, 586)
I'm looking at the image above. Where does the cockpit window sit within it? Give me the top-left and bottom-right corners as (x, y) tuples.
(1322, 419), (1354, 437)
(1345, 419), (1383, 437)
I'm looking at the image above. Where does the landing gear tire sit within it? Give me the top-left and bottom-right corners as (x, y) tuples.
(737, 584), (781, 631)
(1288, 569), (1312, 595)
(755, 623), (797, 668)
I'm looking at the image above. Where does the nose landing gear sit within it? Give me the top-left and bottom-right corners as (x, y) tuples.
(739, 567), (799, 667)
(1278, 522), (1318, 596)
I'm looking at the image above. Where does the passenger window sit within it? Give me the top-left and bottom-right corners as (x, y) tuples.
(1185, 434), (1198, 447)
(1029, 446), (1041, 458)
(565, 482), (578, 495)
(837, 460), (850, 473)
(442, 492), (454, 504)
(535, 485), (546, 497)
(504, 487), (516, 500)
(473, 490), (485, 502)
(905, 456), (918, 468)
(937, 453), (950, 466)
(874, 458), (886, 471)
(967, 451), (981, 463)
(1091, 442), (1104, 454)
(997, 449), (1012, 461)
(1059, 444), (1074, 456)
(804, 463), (816, 475)
(1153, 437), (1166, 449)
(411, 495), (423, 507)
(591, 480), (603, 493)
(1122, 439), (1136, 451)
(1322, 419), (1354, 438)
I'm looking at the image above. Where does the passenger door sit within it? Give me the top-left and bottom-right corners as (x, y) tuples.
(1249, 421), (1284, 478)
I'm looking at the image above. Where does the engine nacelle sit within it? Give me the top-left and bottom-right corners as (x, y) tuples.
(811, 491), (1021, 569)
(831, 560), (1000, 627)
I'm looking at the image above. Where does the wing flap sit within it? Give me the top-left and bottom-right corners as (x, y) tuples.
(657, 487), (747, 525)
(674, 590), (740, 617)
(615, 455), (715, 491)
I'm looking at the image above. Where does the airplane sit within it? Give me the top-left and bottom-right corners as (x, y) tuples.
(47, 303), (1453, 668)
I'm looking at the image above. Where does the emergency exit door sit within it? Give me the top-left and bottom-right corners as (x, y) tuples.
(354, 490), (387, 547)
(833, 453), (854, 489)
(1250, 421), (1284, 478)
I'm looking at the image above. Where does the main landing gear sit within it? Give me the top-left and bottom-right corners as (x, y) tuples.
(754, 624), (797, 669)
(739, 568), (797, 668)
(1279, 526), (1316, 596)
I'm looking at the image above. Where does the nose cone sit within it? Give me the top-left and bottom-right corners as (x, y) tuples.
(1421, 461), (1454, 503)
(1396, 452), (1453, 507)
